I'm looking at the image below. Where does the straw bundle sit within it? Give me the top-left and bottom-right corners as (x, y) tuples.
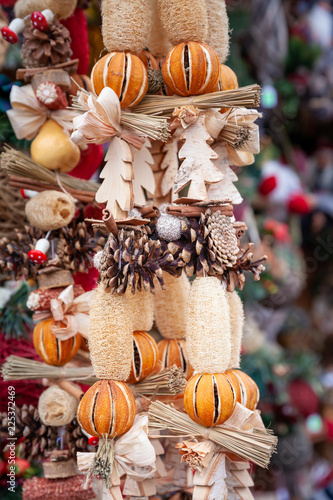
(157, 0), (208, 45)
(186, 277), (231, 373)
(101, 0), (151, 55)
(89, 283), (133, 380)
(205, 0), (230, 63)
(124, 288), (154, 332)
(154, 271), (190, 340)
(148, 0), (172, 57)
(227, 291), (244, 369)
(38, 385), (78, 427)
(148, 401), (278, 468)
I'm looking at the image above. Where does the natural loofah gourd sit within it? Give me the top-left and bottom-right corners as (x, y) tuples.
(127, 331), (159, 384)
(148, 0), (172, 58)
(186, 276), (231, 373)
(88, 283), (133, 380)
(25, 190), (75, 231)
(38, 385), (78, 427)
(154, 271), (190, 340)
(227, 291), (244, 369)
(157, 0), (208, 46)
(205, 0), (230, 63)
(101, 0), (151, 55)
(124, 289), (154, 332)
(15, 0), (77, 20)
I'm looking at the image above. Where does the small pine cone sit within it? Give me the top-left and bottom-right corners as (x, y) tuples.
(66, 418), (88, 455)
(21, 20), (72, 69)
(147, 68), (164, 94)
(206, 210), (239, 269)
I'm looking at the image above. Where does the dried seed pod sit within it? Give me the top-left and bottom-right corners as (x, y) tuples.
(154, 271), (190, 340)
(157, 0), (208, 45)
(127, 331), (158, 384)
(88, 283), (133, 380)
(184, 373), (236, 427)
(33, 319), (81, 366)
(186, 277), (231, 373)
(77, 380), (136, 438)
(101, 0), (151, 55)
(91, 52), (148, 107)
(25, 191), (75, 231)
(225, 369), (260, 411)
(227, 291), (244, 369)
(124, 289), (154, 332)
(162, 42), (220, 97)
(205, 0), (230, 63)
(157, 339), (194, 380)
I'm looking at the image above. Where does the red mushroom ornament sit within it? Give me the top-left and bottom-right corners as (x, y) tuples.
(1, 18), (25, 44)
(31, 10), (54, 32)
(28, 238), (50, 264)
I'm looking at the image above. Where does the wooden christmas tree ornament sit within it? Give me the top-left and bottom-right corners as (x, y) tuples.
(91, 52), (148, 107)
(184, 373), (236, 427)
(227, 290), (245, 369)
(162, 42), (221, 97)
(225, 369), (260, 411)
(77, 379), (136, 438)
(25, 190), (75, 231)
(157, 0), (208, 46)
(205, 0), (230, 63)
(33, 319), (81, 366)
(127, 331), (159, 384)
(88, 283), (133, 380)
(157, 339), (194, 380)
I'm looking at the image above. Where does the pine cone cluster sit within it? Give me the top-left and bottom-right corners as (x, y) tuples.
(56, 221), (106, 274)
(21, 20), (72, 69)
(0, 405), (57, 461)
(206, 210), (239, 269)
(224, 243), (267, 291)
(66, 418), (88, 456)
(98, 227), (182, 294)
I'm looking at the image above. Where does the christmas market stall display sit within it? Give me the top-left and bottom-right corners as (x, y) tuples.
(1, 0), (278, 498)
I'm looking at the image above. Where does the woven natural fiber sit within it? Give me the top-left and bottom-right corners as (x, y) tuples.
(186, 276), (231, 373)
(157, 0), (208, 45)
(227, 291), (244, 369)
(124, 288), (154, 332)
(88, 283), (133, 380)
(148, 0), (172, 57)
(101, 0), (151, 55)
(154, 271), (190, 340)
(25, 190), (75, 231)
(38, 385), (78, 426)
(14, 0), (76, 20)
(205, 0), (230, 63)
(0, 171), (27, 239)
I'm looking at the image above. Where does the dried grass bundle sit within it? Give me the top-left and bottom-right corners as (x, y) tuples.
(124, 289), (154, 332)
(227, 291), (244, 369)
(101, 0), (151, 55)
(148, 0), (172, 57)
(154, 271), (190, 340)
(132, 366), (186, 395)
(205, 0), (230, 63)
(148, 401), (277, 468)
(89, 283), (133, 380)
(186, 277), (231, 373)
(135, 85), (261, 115)
(0, 171), (27, 239)
(157, 0), (208, 45)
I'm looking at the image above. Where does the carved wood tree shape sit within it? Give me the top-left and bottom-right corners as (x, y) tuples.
(208, 143), (243, 204)
(131, 138), (155, 206)
(174, 115), (223, 201)
(159, 138), (179, 199)
(95, 137), (134, 220)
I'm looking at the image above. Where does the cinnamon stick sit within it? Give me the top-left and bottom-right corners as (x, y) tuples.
(57, 380), (84, 401)
(16, 59), (79, 82)
(166, 205), (234, 217)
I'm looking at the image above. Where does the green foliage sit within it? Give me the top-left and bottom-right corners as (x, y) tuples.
(285, 36), (322, 75)
(0, 282), (34, 339)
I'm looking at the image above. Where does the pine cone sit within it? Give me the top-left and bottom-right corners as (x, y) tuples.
(224, 243), (267, 292)
(56, 221), (106, 274)
(206, 210), (239, 269)
(98, 227), (182, 294)
(21, 20), (72, 69)
(1, 405), (57, 461)
(66, 418), (88, 456)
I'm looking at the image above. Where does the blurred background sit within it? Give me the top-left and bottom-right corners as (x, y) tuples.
(0, 0), (333, 499)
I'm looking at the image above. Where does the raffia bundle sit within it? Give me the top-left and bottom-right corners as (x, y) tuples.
(205, 0), (230, 63)
(15, 0), (76, 19)
(148, 0), (172, 57)
(157, 0), (208, 45)
(25, 190), (75, 231)
(88, 283), (133, 380)
(227, 291), (244, 369)
(101, 0), (151, 55)
(38, 385), (78, 427)
(186, 277), (231, 373)
(154, 271), (190, 340)
(124, 288), (154, 332)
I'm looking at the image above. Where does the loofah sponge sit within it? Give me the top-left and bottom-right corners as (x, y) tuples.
(186, 276), (231, 373)
(101, 0), (151, 55)
(124, 289), (154, 332)
(15, 0), (77, 20)
(157, 0), (208, 46)
(205, 0), (230, 63)
(227, 291), (244, 369)
(25, 190), (75, 231)
(38, 385), (78, 426)
(148, 0), (172, 57)
(88, 283), (133, 380)
(154, 271), (190, 340)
